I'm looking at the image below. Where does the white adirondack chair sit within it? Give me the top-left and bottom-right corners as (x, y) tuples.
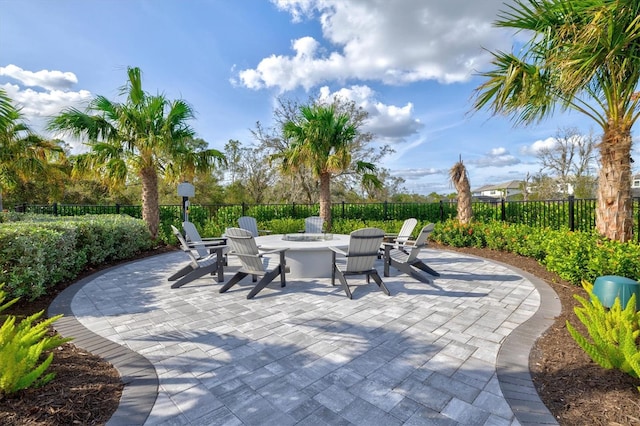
(329, 227), (390, 299)
(220, 227), (288, 299)
(168, 225), (227, 288)
(304, 216), (324, 233)
(238, 216), (271, 237)
(383, 223), (440, 283)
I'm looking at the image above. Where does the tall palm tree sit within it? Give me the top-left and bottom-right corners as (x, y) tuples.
(48, 67), (225, 239)
(449, 158), (472, 224)
(275, 104), (378, 230)
(0, 89), (64, 210)
(474, 0), (640, 242)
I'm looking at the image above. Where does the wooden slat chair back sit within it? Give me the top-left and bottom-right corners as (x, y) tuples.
(329, 227), (390, 299)
(395, 218), (418, 245)
(383, 223), (440, 283)
(238, 216), (260, 237)
(238, 216), (272, 237)
(220, 227), (288, 299)
(304, 216), (324, 233)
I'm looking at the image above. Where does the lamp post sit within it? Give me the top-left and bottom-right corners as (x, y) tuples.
(177, 182), (195, 222)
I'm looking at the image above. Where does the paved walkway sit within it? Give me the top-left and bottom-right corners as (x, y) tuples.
(49, 249), (561, 426)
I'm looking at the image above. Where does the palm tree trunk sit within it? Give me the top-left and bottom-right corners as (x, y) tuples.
(319, 172), (332, 231)
(450, 160), (473, 224)
(140, 166), (160, 240)
(596, 126), (633, 242)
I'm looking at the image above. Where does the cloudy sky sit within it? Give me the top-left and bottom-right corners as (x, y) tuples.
(1, 0), (626, 194)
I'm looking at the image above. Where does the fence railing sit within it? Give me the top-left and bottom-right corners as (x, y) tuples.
(12, 197), (640, 241)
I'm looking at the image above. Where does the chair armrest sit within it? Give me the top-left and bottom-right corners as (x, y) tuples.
(258, 247), (288, 257)
(200, 237), (226, 243)
(188, 240), (226, 248)
(328, 246), (347, 256)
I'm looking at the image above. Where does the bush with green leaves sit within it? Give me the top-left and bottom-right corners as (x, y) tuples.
(0, 215), (153, 300)
(540, 229), (602, 284)
(0, 284), (72, 395)
(567, 281), (640, 391)
(432, 219), (640, 286)
(432, 220), (485, 248)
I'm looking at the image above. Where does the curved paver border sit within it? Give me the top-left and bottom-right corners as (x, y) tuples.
(47, 255), (167, 426)
(48, 250), (562, 425)
(449, 252), (561, 425)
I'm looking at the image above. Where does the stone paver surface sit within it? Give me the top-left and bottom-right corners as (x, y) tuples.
(62, 249), (556, 425)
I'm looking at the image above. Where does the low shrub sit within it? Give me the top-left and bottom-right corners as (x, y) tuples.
(0, 215), (153, 300)
(432, 219), (640, 286)
(432, 220), (485, 248)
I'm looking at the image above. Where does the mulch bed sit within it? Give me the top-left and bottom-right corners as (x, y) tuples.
(1, 244), (639, 425)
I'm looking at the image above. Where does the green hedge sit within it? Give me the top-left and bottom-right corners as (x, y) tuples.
(0, 215), (154, 300)
(431, 219), (640, 286)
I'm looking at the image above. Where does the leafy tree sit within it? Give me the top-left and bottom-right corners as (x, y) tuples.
(48, 67), (225, 238)
(253, 97), (389, 204)
(274, 103), (380, 229)
(0, 89), (65, 210)
(223, 140), (275, 204)
(536, 127), (597, 197)
(474, 0), (640, 242)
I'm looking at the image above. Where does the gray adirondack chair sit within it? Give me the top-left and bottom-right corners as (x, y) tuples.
(238, 216), (272, 237)
(183, 221), (228, 267)
(220, 227), (288, 299)
(304, 216), (324, 233)
(329, 227), (390, 299)
(168, 225), (227, 288)
(383, 223), (440, 283)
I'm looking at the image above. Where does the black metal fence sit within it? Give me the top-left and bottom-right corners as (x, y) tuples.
(12, 196), (640, 241)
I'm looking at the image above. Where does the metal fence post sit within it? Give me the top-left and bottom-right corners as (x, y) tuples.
(342, 201), (345, 219)
(568, 195), (575, 231)
(439, 200), (444, 221)
(116, 203), (120, 214)
(501, 198), (506, 221)
(242, 202), (246, 216)
(53, 202), (58, 216)
(292, 202), (295, 217)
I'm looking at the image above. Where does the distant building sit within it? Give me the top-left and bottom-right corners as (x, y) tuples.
(472, 180), (523, 200)
(632, 173), (640, 197)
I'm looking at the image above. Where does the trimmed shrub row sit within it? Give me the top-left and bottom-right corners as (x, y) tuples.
(431, 219), (640, 285)
(0, 215), (154, 300)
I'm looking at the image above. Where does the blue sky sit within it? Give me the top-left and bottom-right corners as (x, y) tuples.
(1, 0), (625, 195)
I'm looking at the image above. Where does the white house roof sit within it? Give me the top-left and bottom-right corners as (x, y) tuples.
(472, 180), (522, 193)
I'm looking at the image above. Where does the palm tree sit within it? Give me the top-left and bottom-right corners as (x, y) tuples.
(473, 0), (640, 242)
(275, 103), (378, 230)
(449, 157), (472, 224)
(0, 89), (64, 211)
(48, 67), (225, 239)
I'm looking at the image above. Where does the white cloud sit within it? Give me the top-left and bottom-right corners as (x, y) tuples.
(239, 0), (511, 91)
(520, 137), (557, 156)
(317, 85), (423, 140)
(470, 146), (521, 168)
(3, 83), (91, 118)
(391, 167), (444, 179)
(0, 64), (78, 91)
(1, 65), (93, 153)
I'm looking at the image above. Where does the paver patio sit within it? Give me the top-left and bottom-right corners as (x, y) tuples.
(49, 249), (561, 425)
